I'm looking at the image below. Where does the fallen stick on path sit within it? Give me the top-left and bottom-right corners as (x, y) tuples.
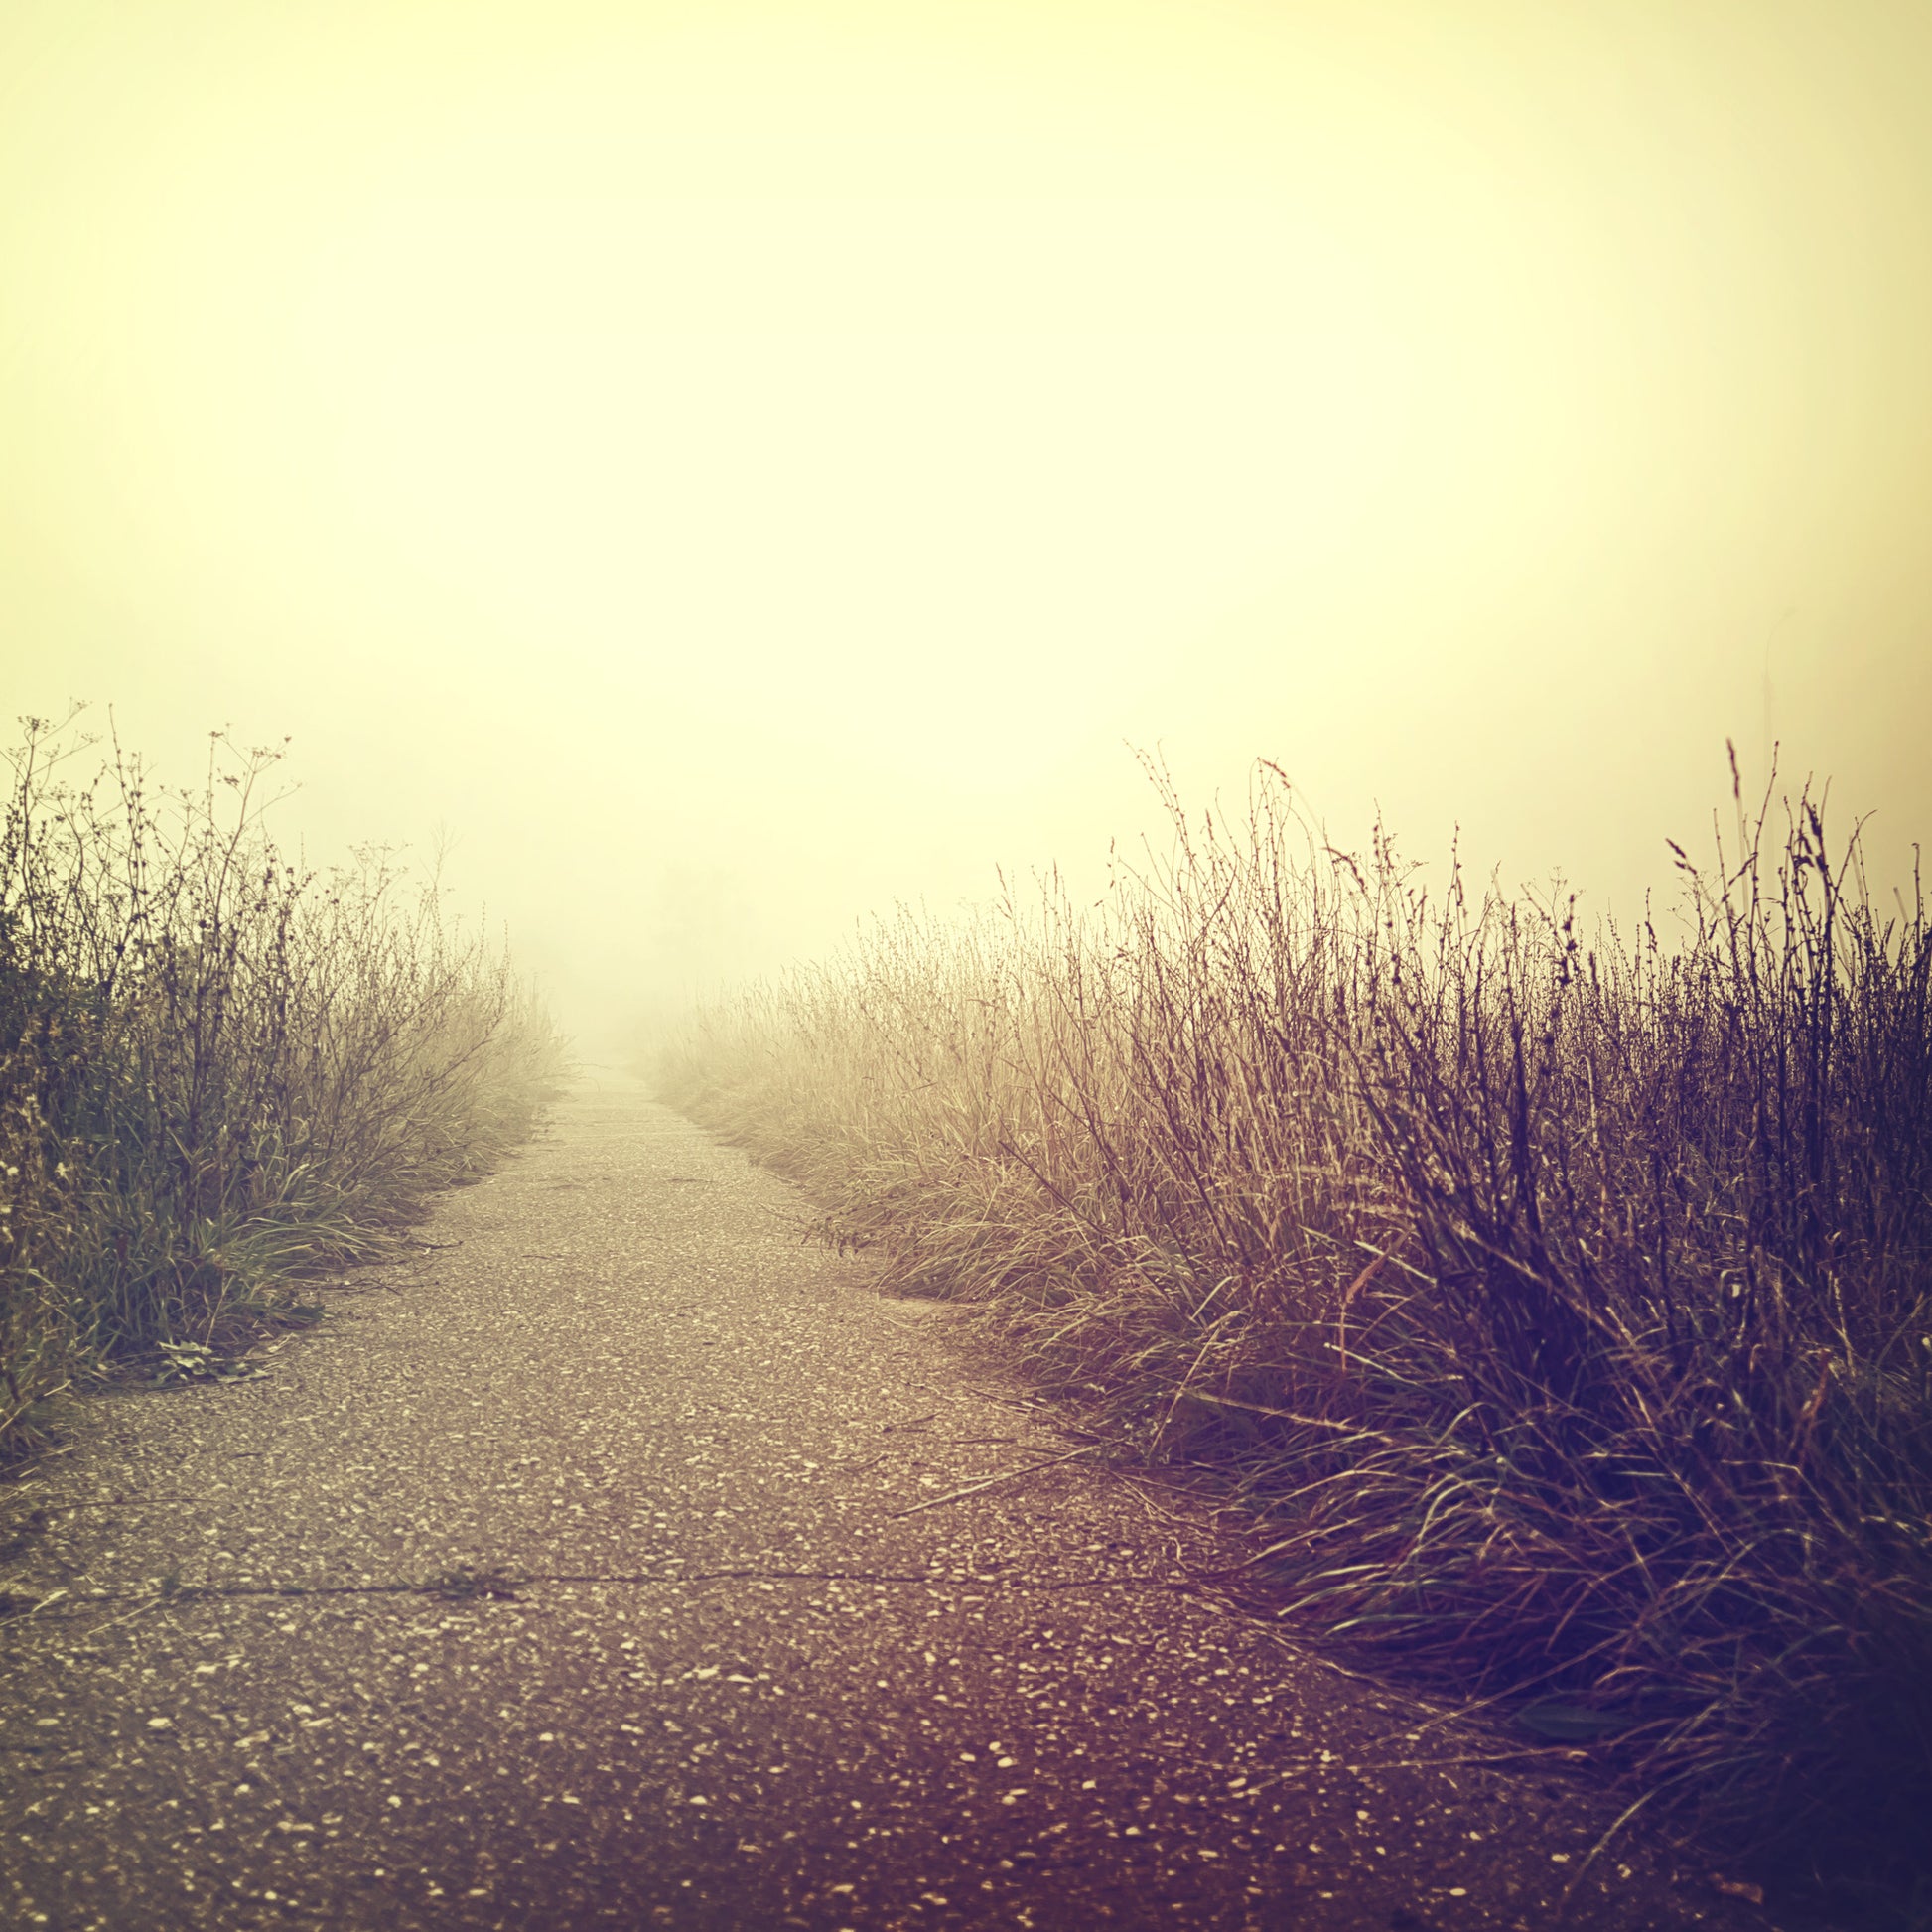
(889, 1443), (1102, 1519)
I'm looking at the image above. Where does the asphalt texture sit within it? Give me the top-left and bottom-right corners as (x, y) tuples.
(1, 1073), (1779, 1931)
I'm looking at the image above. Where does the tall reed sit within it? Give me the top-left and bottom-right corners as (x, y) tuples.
(1, 713), (566, 1452)
(655, 751), (1931, 1899)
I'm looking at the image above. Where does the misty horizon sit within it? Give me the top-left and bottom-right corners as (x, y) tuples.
(4, 0), (1926, 1042)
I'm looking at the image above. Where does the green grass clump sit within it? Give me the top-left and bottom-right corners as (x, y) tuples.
(1, 712), (567, 1452)
(653, 750), (1931, 1907)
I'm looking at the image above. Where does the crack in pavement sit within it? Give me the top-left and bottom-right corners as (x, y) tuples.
(7, 1565), (1215, 1616)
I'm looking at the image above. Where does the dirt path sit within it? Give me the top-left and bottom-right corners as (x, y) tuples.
(0, 1074), (1770, 1931)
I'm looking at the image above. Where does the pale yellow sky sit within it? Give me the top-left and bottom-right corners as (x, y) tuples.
(4, 0), (1928, 1039)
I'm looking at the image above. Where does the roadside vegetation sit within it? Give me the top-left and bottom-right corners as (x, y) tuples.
(654, 751), (1931, 1911)
(1, 711), (566, 1457)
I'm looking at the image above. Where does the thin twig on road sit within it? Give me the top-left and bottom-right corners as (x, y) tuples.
(889, 1443), (1102, 1519)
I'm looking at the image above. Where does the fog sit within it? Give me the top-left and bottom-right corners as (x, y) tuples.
(4, 0), (1928, 1050)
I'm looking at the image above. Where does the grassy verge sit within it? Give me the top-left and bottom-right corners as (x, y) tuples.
(1, 712), (567, 1455)
(653, 751), (1930, 1913)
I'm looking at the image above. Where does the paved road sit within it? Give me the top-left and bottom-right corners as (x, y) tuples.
(1, 1075), (1769, 1931)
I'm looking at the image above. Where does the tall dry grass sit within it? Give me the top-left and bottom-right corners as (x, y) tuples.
(1, 712), (566, 1453)
(655, 751), (1931, 1903)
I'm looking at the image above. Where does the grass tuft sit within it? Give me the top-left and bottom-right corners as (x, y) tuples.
(1, 709), (567, 1454)
(654, 748), (1931, 1911)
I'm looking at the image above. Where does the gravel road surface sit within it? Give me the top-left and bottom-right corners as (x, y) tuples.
(1, 1074), (1774, 1931)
